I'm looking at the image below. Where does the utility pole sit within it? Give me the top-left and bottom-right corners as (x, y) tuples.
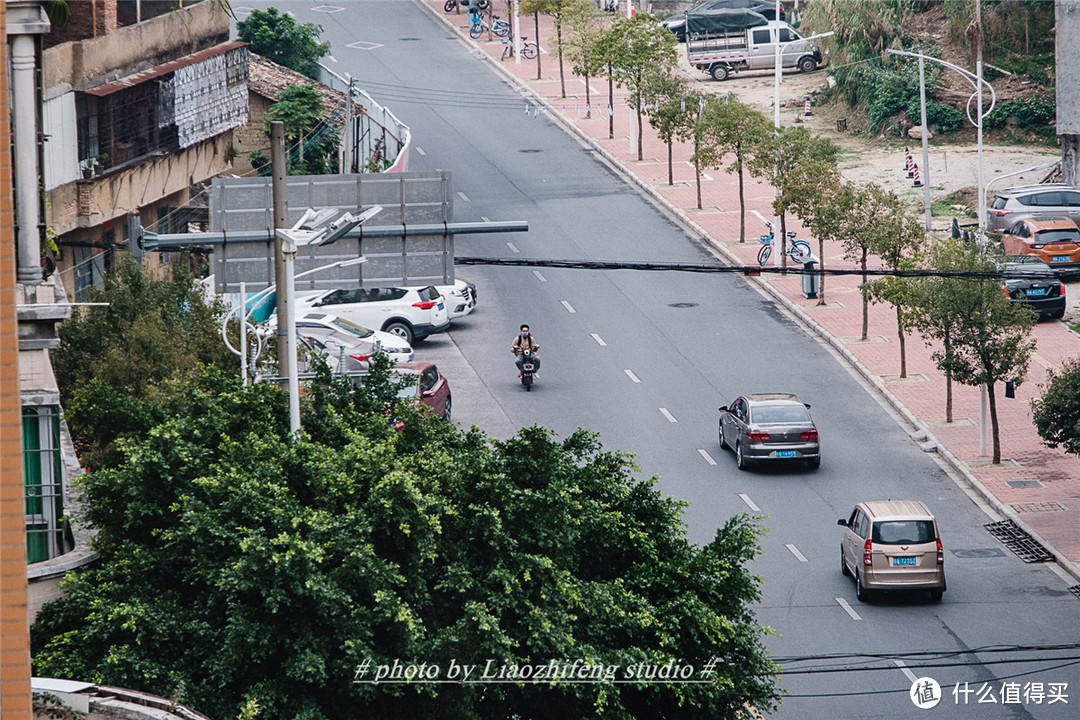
(344, 75), (355, 174)
(271, 123), (293, 388)
(1057, 0), (1080, 185)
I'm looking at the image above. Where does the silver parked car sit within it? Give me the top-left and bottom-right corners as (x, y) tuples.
(718, 393), (820, 470)
(986, 183), (1080, 233)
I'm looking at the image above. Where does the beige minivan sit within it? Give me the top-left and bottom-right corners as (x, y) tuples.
(838, 501), (946, 602)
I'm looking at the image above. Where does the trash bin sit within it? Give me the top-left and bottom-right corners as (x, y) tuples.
(801, 256), (820, 299)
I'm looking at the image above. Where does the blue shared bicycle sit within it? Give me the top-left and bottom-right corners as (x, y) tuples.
(758, 221), (811, 265)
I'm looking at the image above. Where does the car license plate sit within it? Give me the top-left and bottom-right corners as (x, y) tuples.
(892, 556), (917, 566)
(438, 302), (445, 310)
(523, 363), (535, 371)
(775, 450), (797, 458)
(1053, 256), (1070, 263)
(1026, 288), (1047, 296)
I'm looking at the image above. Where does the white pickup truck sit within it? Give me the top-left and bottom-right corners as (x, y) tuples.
(686, 14), (824, 82)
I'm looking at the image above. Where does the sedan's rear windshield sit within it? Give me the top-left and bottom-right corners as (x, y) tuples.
(872, 520), (935, 545)
(1033, 230), (1080, 245)
(752, 404), (811, 424)
(329, 317), (374, 338)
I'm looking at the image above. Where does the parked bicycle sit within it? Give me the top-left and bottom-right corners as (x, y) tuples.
(470, 12), (510, 39)
(757, 221), (811, 266)
(444, 0), (490, 11)
(500, 35), (538, 60)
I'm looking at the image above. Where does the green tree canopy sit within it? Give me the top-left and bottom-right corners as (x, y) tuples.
(607, 13), (678, 160)
(32, 368), (779, 720)
(263, 84), (339, 174)
(563, 0), (607, 116)
(1032, 359), (1080, 457)
(237, 7), (331, 79)
(51, 254), (234, 470)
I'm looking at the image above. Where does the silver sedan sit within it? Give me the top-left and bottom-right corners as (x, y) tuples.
(718, 393), (820, 470)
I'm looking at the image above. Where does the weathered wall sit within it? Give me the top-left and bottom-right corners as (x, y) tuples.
(45, 134), (233, 236)
(42, 0), (229, 95)
(1057, 0), (1080, 185)
(233, 94), (273, 175)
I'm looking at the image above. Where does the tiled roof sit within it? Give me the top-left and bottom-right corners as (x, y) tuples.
(248, 53), (361, 126)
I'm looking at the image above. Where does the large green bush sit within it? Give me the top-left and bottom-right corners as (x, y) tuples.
(906, 99), (965, 134)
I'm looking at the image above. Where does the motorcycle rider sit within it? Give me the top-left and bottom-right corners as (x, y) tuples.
(511, 324), (540, 378)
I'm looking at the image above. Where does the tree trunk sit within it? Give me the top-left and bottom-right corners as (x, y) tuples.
(896, 307), (907, 378)
(608, 69), (614, 139)
(694, 142), (702, 210)
(988, 379), (1001, 464)
(737, 158), (746, 242)
(668, 141), (673, 185)
(779, 213), (788, 272)
(860, 247), (869, 341)
(584, 72), (592, 118)
(944, 331), (953, 423)
(816, 236), (826, 305)
(557, 23), (565, 98)
(636, 101), (644, 161)
(534, 13), (541, 80)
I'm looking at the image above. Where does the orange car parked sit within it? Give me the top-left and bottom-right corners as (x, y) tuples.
(1000, 216), (1080, 267)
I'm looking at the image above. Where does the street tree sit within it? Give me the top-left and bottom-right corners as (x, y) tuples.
(521, 0), (573, 96)
(929, 244), (1035, 464)
(237, 7), (330, 80)
(746, 126), (838, 268)
(594, 19), (623, 138)
(695, 98), (774, 244)
(676, 91), (710, 209)
(563, 0), (607, 118)
(51, 254), (234, 471)
(641, 70), (690, 186)
(1032, 359), (1080, 457)
(607, 13), (679, 160)
(907, 236), (972, 423)
(32, 369), (781, 720)
(863, 189), (925, 377)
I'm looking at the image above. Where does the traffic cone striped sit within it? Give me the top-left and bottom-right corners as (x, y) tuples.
(803, 98), (813, 116)
(902, 147), (911, 172)
(912, 163), (923, 187)
(905, 149), (914, 178)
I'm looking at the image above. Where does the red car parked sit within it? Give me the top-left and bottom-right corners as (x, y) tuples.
(393, 362), (452, 421)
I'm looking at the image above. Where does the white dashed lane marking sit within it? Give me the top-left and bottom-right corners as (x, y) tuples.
(786, 544), (808, 563)
(624, 369), (641, 383)
(532, 270), (546, 282)
(591, 333), (606, 346)
(836, 598), (862, 621)
(738, 493), (760, 512)
(560, 300), (576, 313)
(697, 449), (717, 465)
(416, 147), (427, 156)
(457, 191), (470, 202)
(893, 660), (918, 683)
(506, 242), (520, 253)
(659, 408), (678, 423)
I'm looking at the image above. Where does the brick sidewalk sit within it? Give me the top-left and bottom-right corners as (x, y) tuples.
(426, 2), (1080, 576)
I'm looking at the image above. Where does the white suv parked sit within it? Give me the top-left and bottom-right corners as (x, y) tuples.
(296, 286), (450, 345)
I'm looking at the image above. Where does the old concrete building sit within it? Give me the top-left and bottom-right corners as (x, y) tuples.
(40, 0), (248, 301)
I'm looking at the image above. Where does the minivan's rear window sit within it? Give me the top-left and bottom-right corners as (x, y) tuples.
(991, 197), (1007, 210)
(872, 520), (935, 544)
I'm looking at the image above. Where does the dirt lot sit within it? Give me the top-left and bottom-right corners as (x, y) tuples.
(676, 48), (1061, 233)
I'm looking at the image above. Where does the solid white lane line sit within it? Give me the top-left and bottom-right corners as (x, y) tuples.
(416, 147), (427, 156)
(697, 449), (717, 466)
(659, 407), (678, 423)
(786, 544), (809, 563)
(591, 333), (606, 346)
(624, 369), (641, 383)
(506, 242), (520, 253)
(738, 493), (760, 512)
(893, 660), (918, 684)
(836, 598), (862, 621)
(458, 191), (470, 202)
(532, 270), (547, 282)
(560, 300), (576, 313)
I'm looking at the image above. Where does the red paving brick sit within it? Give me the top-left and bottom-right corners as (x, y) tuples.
(427, 2), (1080, 575)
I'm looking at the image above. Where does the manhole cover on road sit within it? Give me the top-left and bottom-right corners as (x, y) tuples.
(518, 149), (542, 153)
(985, 519), (1053, 563)
(668, 302), (699, 308)
(398, 37), (421, 41)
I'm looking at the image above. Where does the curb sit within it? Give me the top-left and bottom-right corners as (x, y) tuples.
(419, 0), (1080, 587)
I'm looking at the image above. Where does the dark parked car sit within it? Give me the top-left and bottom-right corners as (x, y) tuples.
(1001, 256), (1066, 320)
(718, 393), (819, 470)
(663, 0), (783, 41)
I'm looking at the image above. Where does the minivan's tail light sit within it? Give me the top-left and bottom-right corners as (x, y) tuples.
(350, 353), (372, 362)
(747, 432), (770, 441)
(800, 429), (819, 440)
(936, 539), (944, 565)
(1060, 281), (1067, 296)
(863, 538), (873, 566)
(412, 300), (438, 310)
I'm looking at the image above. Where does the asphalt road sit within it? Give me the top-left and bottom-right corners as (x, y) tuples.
(235, 3), (1080, 716)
